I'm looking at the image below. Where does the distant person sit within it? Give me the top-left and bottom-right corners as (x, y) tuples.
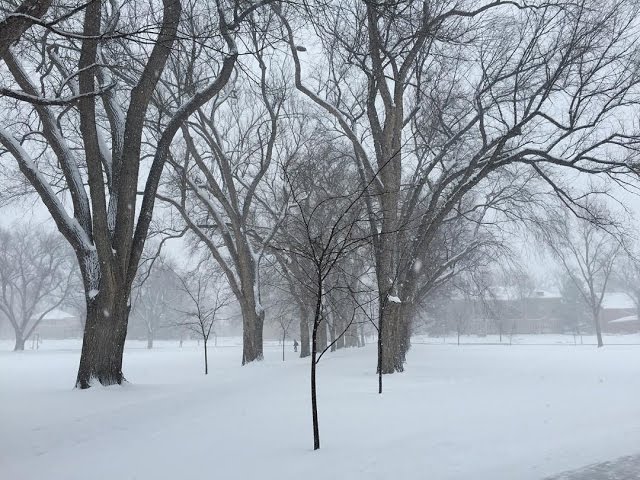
(293, 339), (299, 352)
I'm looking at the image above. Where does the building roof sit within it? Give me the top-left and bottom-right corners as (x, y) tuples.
(601, 293), (635, 310)
(608, 315), (639, 324)
(32, 309), (76, 321)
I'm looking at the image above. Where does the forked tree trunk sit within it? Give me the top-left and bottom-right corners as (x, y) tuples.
(76, 288), (130, 388)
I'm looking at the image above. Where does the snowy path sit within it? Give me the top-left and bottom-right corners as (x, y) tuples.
(544, 453), (640, 479)
(1, 341), (640, 480)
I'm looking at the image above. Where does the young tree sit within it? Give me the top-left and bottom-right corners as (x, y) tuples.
(278, 143), (373, 450)
(175, 269), (228, 375)
(273, 308), (295, 362)
(0, 225), (75, 350)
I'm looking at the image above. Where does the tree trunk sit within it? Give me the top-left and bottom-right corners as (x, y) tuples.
(76, 288), (129, 388)
(13, 332), (25, 351)
(311, 330), (319, 450)
(329, 319), (336, 352)
(594, 310), (604, 348)
(316, 316), (327, 351)
(299, 311), (310, 358)
(282, 331), (285, 361)
(334, 307), (345, 349)
(378, 301), (409, 374)
(146, 329), (153, 349)
(310, 284), (322, 450)
(344, 321), (356, 348)
(204, 339), (208, 374)
(241, 302), (264, 365)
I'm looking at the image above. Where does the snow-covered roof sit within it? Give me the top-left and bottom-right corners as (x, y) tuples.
(489, 286), (561, 301)
(608, 315), (639, 324)
(33, 309), (76, 320)
(601, 293), (635, 310)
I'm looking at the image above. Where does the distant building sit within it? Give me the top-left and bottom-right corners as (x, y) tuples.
(33, 309), (82, 339)
(601, 293), (638, 334)
(438, 288), (640, 336)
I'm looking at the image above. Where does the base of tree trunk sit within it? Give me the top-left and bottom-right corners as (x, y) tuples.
(75, 297), (129, 389)
(241, 307), (265, 365)
(13, 336), (25, 351)
(378, 306), (410, 374)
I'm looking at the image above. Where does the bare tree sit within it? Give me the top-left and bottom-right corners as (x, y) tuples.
(157, 17), (293, 365)
(274, 0), (640, 374)
(277, 143), (375, 450)
(175, 269), (228, 375)
(0, 0), (263, 387)
(272, 306), (295, 362)
(0, 225), (75, 350)
(540, 208), (622, 347)
(130, 254), (181, 349)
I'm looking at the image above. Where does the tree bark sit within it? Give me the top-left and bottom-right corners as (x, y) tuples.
(76, 288), (129, 388)
(0, 0), (52, 57)
(241, 302), (264, 364)
(378, 301), (409, 374)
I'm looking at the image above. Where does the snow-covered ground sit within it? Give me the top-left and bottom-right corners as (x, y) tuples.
(1, 337), (639, 480)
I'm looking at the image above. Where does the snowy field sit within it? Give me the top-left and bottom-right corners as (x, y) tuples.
(2, 337), (640, 480)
